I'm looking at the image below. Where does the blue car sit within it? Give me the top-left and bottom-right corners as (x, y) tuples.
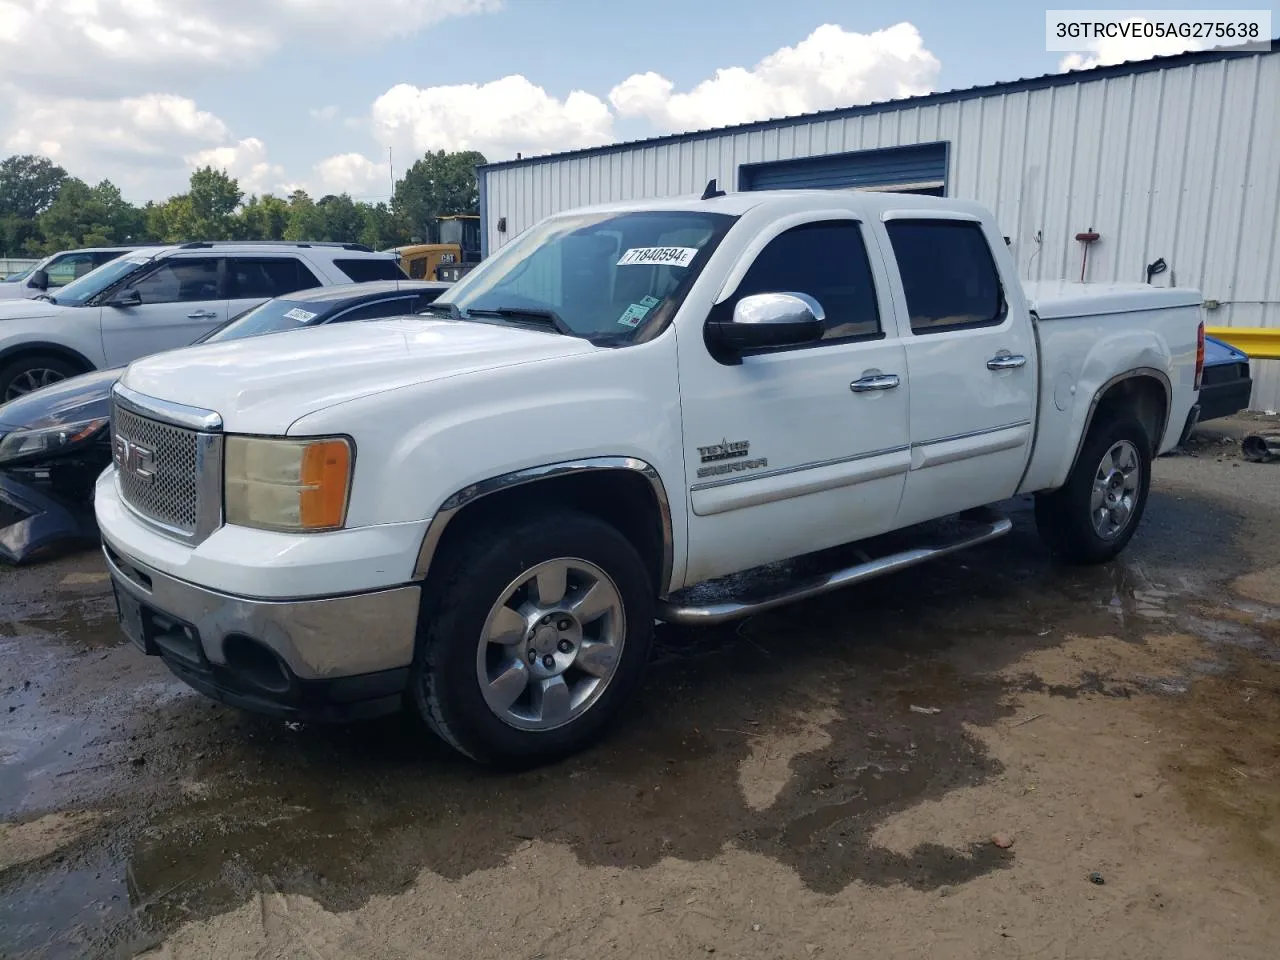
(1199, 335), (1253, 422)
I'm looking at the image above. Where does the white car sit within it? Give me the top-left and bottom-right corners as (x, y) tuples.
(0, 246), (139, 301)
(0, 242), (406, 401)
(95, 189), (1203, 766)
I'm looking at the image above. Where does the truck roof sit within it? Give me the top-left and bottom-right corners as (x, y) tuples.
(561, 188), (993, 221)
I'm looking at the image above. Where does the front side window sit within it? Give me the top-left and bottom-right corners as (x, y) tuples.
(729, 220), (881, 344)
(434, 210), (737, 345)
(131, 258), (221, 305)
(229, 258), (320, 299)
(53, 254), (157, 307)
(886, 220), (1005, 333)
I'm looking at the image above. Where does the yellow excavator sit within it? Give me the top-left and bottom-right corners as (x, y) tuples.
(385, 215), (482, 282)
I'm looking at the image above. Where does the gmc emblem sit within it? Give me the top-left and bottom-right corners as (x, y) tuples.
(113, 435), (156, 484)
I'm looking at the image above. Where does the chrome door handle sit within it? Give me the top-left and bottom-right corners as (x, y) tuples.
(987, 354), (1028, 370)
(187, 310), (218, 319)
(850, 373), (901, 393)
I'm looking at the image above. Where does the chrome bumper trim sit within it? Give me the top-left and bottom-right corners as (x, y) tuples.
(103, 539), (420, 680)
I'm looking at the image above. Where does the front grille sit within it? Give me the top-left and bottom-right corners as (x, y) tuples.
(112, 404), (202, 534)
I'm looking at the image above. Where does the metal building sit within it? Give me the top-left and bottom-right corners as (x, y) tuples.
(478, 43), (1280, 408)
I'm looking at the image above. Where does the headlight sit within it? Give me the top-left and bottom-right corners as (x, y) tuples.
(0, 417), (109, 466)
(224, 436), (353, 532)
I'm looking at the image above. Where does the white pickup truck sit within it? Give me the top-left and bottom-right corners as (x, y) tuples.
(95, 190), (1204, 766)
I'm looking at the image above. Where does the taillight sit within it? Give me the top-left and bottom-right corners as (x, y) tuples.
(1194, 321), (1205, 391)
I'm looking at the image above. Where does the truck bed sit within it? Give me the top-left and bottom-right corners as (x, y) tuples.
(1018, 281), (1202, 494)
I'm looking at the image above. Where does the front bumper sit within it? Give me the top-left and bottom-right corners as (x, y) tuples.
(103, 538), (421, 721)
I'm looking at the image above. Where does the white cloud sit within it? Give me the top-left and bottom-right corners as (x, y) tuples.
(310, 105), (340, 122)
(0, 0), (501, 94)
(370, 75), (614, 162)
(609, 22), (940, 131)
(186, 138), (286, 195)
(1059, 19), (1203, 71)
(312, 152), (393, 197)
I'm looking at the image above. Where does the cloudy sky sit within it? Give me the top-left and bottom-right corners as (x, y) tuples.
(0, 0), (1219, 202)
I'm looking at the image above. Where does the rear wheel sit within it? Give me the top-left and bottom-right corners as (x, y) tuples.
(0, 354), (80, 402)
(411, 509), (654, 767)
(1035, 414), (1152, 564)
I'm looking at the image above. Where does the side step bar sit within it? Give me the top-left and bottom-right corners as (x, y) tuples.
(657, 507), (1013, 626)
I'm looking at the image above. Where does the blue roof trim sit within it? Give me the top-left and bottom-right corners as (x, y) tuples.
(478, 40), (1278, 174)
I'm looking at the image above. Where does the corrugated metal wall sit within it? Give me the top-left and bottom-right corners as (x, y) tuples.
(482, 51), (1280, 408)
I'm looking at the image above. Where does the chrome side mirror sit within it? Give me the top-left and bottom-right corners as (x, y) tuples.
(707, 292), (825, 358)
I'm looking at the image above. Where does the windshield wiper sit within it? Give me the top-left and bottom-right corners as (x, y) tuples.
(34, 294), (55, 303)
(465, 306), (574, 336)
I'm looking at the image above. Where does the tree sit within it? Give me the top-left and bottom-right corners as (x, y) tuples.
(358, 202), (409, 251)
(283, 190), (327, 241)
(392, 150), (485, 242)
(0, 154), (69, 221)
(187, 166), (243, 240)
(236, 194), (290, 240)
(37, 178), (145, 250)
(317, 193), (366, 243)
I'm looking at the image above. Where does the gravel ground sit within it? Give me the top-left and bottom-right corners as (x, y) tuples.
(2, 414), (1279, 959)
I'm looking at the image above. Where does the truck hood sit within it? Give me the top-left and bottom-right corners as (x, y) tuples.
(120, 317), (599, 434)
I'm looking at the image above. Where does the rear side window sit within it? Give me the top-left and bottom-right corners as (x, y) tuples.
(229, 258), (321, 299)
(408, 257), (428, 279)
(335, 258), (408, 282)
(331, 297), (419, 323)
(731, 220), (881, 343)
(886, 220), (1005, 333)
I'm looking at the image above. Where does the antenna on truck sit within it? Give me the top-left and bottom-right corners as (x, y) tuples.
(701, 179), (726, 200)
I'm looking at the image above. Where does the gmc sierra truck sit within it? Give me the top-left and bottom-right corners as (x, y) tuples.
(95, 190), (1204, 766)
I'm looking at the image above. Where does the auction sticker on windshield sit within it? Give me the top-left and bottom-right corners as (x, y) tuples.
(617, 247), (699, 267)
(283, 308), (318, 323)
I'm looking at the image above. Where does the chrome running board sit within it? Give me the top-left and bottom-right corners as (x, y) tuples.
(657, 507), (1013, 626)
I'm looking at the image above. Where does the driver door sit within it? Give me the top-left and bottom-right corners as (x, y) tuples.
(677, 218), (912, 586)
(100, 257), (228, 366)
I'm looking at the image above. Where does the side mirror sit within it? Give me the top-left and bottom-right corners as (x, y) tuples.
(106, 288), (142, 308)
(707, 292), (825, 356)
(30, 269), (49, 291)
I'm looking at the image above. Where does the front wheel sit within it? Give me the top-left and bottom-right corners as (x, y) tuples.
(1035, 414), (1152, 564)
(411, 510), (654, 767)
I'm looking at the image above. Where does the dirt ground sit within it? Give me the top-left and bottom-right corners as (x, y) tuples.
(3, 414), (1280, 959)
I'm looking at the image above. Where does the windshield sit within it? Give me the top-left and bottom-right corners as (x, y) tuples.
(52, 254), (155, 306)
(435, 210), (736, 345)
(200, 298), (338, 343)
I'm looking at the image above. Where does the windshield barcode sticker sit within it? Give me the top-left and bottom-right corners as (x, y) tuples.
(617, 247), (699, 268)
(283, 308), (318, 323)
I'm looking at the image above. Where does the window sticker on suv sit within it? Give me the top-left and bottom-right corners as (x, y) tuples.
(616, 247), (699, 267)
(283, 308), (318, 323)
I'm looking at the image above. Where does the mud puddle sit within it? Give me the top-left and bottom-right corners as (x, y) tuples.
(1, 487), (1276, 958)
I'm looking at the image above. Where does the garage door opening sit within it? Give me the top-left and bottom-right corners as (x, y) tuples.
(738, 142), (948, 196)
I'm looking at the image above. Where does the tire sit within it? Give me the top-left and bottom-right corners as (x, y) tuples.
(1035, 414), (1152, 564)
(0, 354), (81, 403)
(411, 509), (655, 767)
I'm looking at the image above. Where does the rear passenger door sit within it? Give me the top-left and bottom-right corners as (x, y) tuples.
(883, 215), (1037, 528)
(678, 217), (912, 584)
(226, 257), (323, 320)
(100, 256), (228, 366)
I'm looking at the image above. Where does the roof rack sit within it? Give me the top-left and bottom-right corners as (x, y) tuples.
(177, 241), (376, 252)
